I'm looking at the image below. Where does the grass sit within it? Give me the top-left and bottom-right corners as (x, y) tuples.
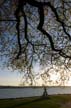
(0, 95), (71, 108)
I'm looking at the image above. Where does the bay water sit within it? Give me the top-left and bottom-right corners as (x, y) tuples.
(0, 86), (71, 99)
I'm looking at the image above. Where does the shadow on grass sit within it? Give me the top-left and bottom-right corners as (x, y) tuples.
(7, 96), (50, 108)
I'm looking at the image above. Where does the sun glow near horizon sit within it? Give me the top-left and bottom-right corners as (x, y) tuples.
(0, 64), (71, 86)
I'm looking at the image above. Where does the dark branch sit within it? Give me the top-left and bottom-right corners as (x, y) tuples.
(14, 4), (22, 59)
(47, 2), (71, 40)
(59, 51), (71, 59)
(15, 0), (71, 59)
(37, 6), (61, 52)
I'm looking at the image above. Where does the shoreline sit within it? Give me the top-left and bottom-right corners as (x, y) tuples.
(0, 85), (70, 89)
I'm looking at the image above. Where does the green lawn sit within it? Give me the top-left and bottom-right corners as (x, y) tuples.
(0, 95), (71, 108)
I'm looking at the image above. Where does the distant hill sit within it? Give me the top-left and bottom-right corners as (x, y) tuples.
(0, 85), (70, 89)
(0, 85), (43, 88)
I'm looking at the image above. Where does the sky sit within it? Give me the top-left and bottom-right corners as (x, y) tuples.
(0, 68), (22, 86)
(0, 63), (41, 86)
(0, 66), (71, 86)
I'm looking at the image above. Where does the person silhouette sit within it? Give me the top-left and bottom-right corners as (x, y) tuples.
(43, 86), (48, 97)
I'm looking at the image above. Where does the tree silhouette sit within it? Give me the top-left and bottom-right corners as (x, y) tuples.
(0, 0), (71, 85)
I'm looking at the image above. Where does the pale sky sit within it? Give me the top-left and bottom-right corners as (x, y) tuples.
(0, 65), (71, 86)
(0, 68), (22, 86)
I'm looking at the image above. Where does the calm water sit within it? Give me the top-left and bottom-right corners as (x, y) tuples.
(0, 86), (71, 99)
